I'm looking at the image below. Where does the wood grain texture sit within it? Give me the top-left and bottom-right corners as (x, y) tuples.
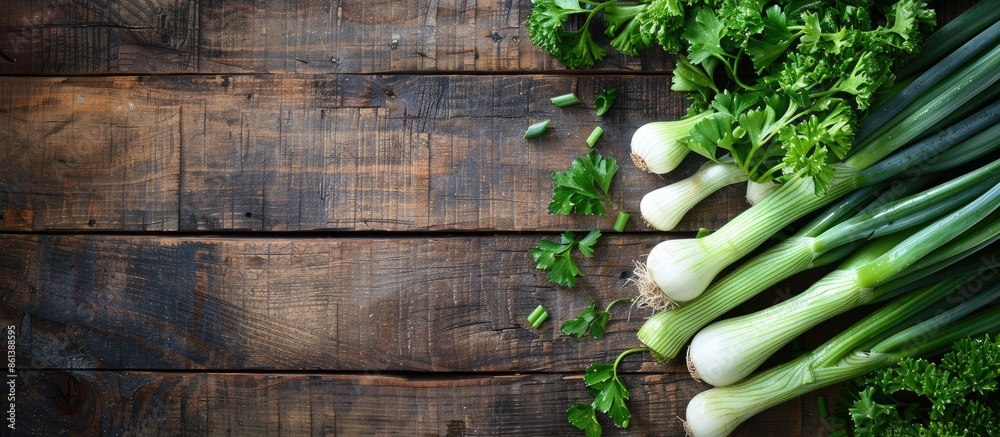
(7, 370), (820, 436)
(0, 77), (181, 231)
(0, 233), (662, 372)
(0, 74), (748, 232)
(0, 234), (836, 374)
(0, 0), (660, 75)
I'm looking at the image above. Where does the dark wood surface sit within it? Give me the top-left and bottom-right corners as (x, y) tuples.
(0, 1), (973, 436)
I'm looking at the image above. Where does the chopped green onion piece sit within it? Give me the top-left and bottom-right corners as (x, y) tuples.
(528, 305), (549, 329)
(551, 93), (581, 107)
(816, 395), (828, 419)
(594, 88), (618, 116)
(524, 120), (550, 139)
(586, 126), (604, 148)
(614, 211), (630, 232)
(695, 228), (712, 238)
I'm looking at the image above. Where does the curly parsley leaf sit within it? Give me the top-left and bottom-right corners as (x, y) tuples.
(549, 150), (619, 215)
(530, 230), (602, 288)
(850, 334), (1000, 435)
(525, 0), (605, 69)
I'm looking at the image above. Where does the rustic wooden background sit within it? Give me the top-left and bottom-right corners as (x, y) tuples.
(0, 1), (974, 435)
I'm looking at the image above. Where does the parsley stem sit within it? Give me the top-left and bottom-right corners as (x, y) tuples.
(604, 297), (634, 314)
(612, 347), (649, 381)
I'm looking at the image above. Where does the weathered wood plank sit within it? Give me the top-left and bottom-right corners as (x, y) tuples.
(0, 78), (181, 231)
(0, 74), (748, 232)
(0, 0), (654, 75)
(0, 234), (831, 373)
(0, 0), (973, 75)
(8, 370), (814, 436)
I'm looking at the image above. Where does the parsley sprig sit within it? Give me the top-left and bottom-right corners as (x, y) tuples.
(568, 347), (648, 436)
(549, 150), (619, 215)
(849, 334), (1000, 435)
(562, 297), (634, 339)
(530, 230), (602, 288)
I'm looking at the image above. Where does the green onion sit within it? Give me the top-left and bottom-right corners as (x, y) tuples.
(857, 20), (1000, 143)
(636, 35), (1000, 305)
(524, 120), (550, 140)
(640, 158), (747, 231)
(586, 126), (604, 148)
(594, 88), (617, 116)
(630, 113), (712, 174)
(613, 211), (630, 232)
(551, 93), (581, 107)
(527, 305), (549, 329)
(685, 276), (1000, 436)
(638, 89), (1000, 306)
(816, 395), (828, 419)
(639, 154), (1000, 358)
(687, 174), (1000, 386)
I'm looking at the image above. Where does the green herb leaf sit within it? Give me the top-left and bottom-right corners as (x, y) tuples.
(567, 404), (602, 437)
(589, 312), (611, 339)
(593, 378), (631, 428)
(850, 334), (1000, 435)
(576, 229), (602, 258)
(529, 230), (602, 287)
(562, 299), (599, 338)
(607, 379), (632, 428)
(681, 8), (727, 65)
(584, 363), (615, 387)
(549, 150), (619, 215)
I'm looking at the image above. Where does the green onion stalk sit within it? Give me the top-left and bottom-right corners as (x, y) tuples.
(687, 177), (1000, 386)
(638, 137), (1000, 358)
(630, 112), (715, 174)
(639, 157), (748, 231)
(685, 274), (1000, 437)
(633, 39), (1000, 308)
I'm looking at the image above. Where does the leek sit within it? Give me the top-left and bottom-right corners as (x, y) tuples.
(639, 159), (747, 231)
(687, 176), (1000, 386)
(636, 68), (1000, 304)
(685, 275), (1000, 437)
(629, 113), (713, 174)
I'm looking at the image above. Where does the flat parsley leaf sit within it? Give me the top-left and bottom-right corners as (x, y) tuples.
(529, 230), (602, 288)
(549, 150), (619, 215)
(682, 7), (727, 65)
(567, 404), (602, 437)
(561, 297), (630, 339)
(562, 299), (599, 338)
(585, 362), (632, 428)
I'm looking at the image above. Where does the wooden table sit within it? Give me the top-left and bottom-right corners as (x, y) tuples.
(0, 1), (975, 435)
